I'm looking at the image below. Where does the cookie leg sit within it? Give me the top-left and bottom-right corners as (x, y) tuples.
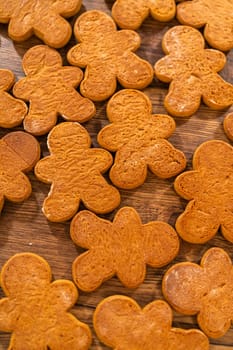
(34, 14), (72, 48)
(221, 211), (233, 243)
(164, 76), (202, 117)
(42, 191), (80, 222)
(80, 176), (120, 214)
(118, 53), (153, 89)
(80, 66), (117, 101)
(110, 152), (147, 189)
(59, 92), (95, 123)
(175, 200), (219, 243)
(47, 314), (91, 350)
(23, 108), (57, 136)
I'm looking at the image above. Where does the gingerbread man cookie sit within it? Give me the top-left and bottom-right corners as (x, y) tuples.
(35, 122), (120, 222)
(163, 247), (233, 338)
(70, 207), (179, 292)
(112, 0), (176, 29)
(177, 0), (233, 51)
(67, 10), (153, 101)
(97, 89), (186, 189)
(154, 26), (233, 117)
(13, 45), (96, 136)
(0, 69), (27, 128)
(0, 252), (92, 349)
(174, 140), (233, 243)
(223, 112), (233, 141)
(0, 0), (82, 48)
(0, 131), (40, 213)
(94, 295), (209, 350)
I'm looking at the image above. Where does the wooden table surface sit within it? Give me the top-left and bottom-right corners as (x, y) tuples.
(0, 1), (232, 349)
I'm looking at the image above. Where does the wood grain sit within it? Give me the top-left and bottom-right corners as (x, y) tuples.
(0, 0), (233, 349)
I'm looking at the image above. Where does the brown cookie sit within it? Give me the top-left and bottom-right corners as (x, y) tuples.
(0, 0), (82, 48)
(35, 122), (120, 222)
(174, 140), (233, 243)
(0, 131), (40, 212)
(13, 45), (96, 136)
(0, 252), (92, 349)
(112, 0), (176, 29)
(70, 207), (179, 292)
(0, 69), (27, 128)
(154, 25), (233, 117)
(67, 10), (153, 101)
(97, 89), (186, 189)
(94, 295), (209, 350)
(163, 247), (233, 338)
(223, 112), (233, 141)
(177, 0), (233, 51)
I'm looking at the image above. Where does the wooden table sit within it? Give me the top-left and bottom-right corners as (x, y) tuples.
(0, 1), (232, 349)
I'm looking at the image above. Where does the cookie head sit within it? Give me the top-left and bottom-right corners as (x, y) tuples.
(177, 0), (233, 51)
(22, 45), (62, 75)
(174, 140), (233, 243)
(163, 247), (233, 338)
(94, 295), (209, 349)
(0, 252), (92, 349)
(0, 0), (82, 48)
(70, 207), (179, 291)
(67, 10), (153, 101)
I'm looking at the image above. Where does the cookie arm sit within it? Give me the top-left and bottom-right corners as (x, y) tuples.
(35, 157), (58, 184)
(154, 56), (182, 82)
(13, 78), (35, 101)
(70, 210), (110, 249)
(59, 66), (83, 87)
(98, 124), (132, 151)
(174, 170), (202, 200)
